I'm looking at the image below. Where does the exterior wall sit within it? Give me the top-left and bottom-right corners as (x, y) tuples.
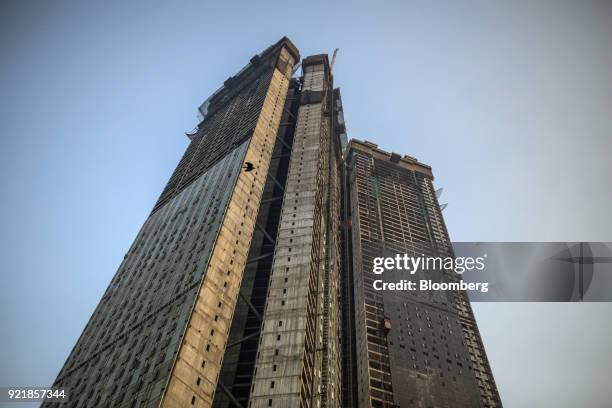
(347, 140), (502, 408)
(46, 146), (248, 407)
(249, 57), (342, 408)
(348, 162), (374, 408)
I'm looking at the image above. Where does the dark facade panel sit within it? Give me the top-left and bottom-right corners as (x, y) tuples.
(152, 38), (298, 214)
(46, 142), (248, 407)
(152, 68), (273, 213)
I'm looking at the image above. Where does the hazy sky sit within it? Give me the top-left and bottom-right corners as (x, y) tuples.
(1, 1), (611, 407)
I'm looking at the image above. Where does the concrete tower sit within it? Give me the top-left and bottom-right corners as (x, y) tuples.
(344, 139), (502, 408)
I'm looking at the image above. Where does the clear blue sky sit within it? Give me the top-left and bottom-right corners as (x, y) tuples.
(1, 1), (611, 407)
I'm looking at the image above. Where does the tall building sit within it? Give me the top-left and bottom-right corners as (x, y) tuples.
(45, 37), (300, 407)
(45, 37), (500, 408)
(343, 139), (502, 407)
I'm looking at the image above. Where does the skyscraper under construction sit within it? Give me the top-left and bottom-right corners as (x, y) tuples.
(343, 140), (502, 407)
(45, 37), (500, 408)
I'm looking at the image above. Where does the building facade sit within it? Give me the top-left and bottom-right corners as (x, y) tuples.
(344, 139), (502, 407)
(46, 38), (500, 408)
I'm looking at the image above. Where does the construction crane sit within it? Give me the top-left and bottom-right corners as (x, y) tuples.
(330, 48), (339, 72)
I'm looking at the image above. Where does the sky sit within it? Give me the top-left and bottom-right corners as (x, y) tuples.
(1, 1), (611, 407)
